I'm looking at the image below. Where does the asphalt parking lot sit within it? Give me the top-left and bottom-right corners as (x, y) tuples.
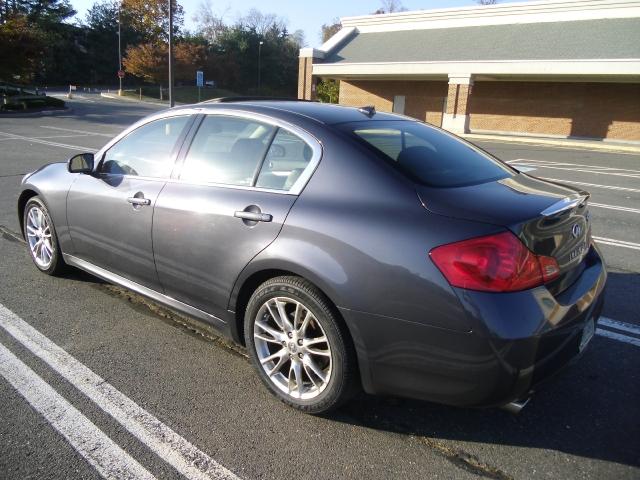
(0, 93), (638, 480)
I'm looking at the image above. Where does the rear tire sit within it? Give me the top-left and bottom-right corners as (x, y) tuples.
(23, 196), (66, 275)
(244, 276), (358, 414)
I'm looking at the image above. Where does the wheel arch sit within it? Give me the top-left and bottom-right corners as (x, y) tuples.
(230, 263), (346, 347)
(17, 188), (41, 238)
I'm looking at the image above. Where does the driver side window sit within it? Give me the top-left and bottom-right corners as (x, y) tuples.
(101, 116), (190, 178)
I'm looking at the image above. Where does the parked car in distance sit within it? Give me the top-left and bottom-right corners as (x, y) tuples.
(18, 99), (606, 414)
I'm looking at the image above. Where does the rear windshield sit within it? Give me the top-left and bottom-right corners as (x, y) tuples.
(338, 120), (515, 188)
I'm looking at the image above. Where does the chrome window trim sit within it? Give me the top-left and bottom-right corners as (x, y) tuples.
(93, 107), (323, 196)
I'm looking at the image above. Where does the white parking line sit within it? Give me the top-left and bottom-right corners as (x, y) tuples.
(538, 178), (640, 194)
(593, 236), (640, 251)
(40, 125), (116, 138)
(590, 202), (640, 214)
(0, 131), (98, 152)
(509, 159), (640, 179)
(0, 134), (91, 141)
(510, 159), (640, 175)
(0, 303), (240, 480)
(599, 317), (640, 336)
(596, 329), (640, 348)
(0, 342), (156, 480)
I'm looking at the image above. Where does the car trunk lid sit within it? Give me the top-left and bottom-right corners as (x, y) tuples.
(417, 174), (592, 293)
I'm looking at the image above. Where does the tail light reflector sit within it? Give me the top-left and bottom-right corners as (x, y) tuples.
(429, 231), (560, 292)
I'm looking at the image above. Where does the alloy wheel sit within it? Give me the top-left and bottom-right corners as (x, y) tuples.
(26, 205), (54, 269)
(253, 297), (332, 400)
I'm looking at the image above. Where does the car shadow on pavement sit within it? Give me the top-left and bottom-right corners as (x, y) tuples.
(329, 272), (640, 469)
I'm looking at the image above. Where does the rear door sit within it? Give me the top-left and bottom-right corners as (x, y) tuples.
(152, 113), (320, 319)
(67, 114), (193, 289)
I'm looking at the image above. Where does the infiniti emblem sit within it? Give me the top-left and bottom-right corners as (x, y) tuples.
(572, 223), (582, 238)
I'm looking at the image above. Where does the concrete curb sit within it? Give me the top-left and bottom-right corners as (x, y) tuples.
(0, 107), (71, 118)
(99, 92), (178, 107)
(462, 133), (640, 154)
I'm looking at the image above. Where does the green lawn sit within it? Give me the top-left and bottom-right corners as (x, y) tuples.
(123, 86), (238, 104)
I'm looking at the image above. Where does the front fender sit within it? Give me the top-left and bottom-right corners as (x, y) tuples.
(18, 162), (76, 252)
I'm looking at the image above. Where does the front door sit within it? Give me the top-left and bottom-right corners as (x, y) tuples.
(67, 115), (192, 289)
(152, 114), (318, 319)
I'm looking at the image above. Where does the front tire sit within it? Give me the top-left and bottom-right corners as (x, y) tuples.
(244, 276), (357, 414)
(23, 196), (66, 275)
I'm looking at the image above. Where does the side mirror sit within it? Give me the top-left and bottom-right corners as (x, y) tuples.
(68, 153), (94, 174)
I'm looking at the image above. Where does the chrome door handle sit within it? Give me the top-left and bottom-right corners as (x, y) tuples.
(127, 197), (151, 206)
(234, 211), (272, 222)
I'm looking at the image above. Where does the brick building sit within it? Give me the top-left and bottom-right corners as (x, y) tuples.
(298, 0), (640, 141)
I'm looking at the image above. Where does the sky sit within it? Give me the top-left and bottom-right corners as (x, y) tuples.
(69, 0), (528, 46)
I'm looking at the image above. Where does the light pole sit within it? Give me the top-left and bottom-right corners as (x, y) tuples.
(168, 0), (174, 107)
(257, 40), (264, 91)
(117, 4), (122, 95)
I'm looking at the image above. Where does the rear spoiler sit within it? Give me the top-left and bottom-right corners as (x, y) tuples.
(541, 193), (589, 217)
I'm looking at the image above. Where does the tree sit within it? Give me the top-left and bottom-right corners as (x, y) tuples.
(121, 0), (184, 43)
(0, 15), (45, 82)
(316, 79), (339, 104)
(193, 0), (228, 44)
(123, 41), (205, 85)
(25, 0), (75, 24)
(373, 0), (407, 14)
(237, 8), (285, 36)
(477, 0), (498, 4)
(320, 17), (340, 43)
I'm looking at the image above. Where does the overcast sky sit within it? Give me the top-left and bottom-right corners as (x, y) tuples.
(69, 0), (528, 46)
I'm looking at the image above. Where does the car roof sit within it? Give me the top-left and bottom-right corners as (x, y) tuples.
(175, 99), (407, 125)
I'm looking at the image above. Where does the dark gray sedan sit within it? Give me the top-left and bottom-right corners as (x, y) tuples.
(17, 99), (606, 414)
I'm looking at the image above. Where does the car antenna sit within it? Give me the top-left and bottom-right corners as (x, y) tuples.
(358, 105), (376, 117)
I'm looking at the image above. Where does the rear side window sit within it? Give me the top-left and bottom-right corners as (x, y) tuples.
(101, 116), (190, 178)
(180, 115), (275, 186)
(255, 129), (314, 191)
(340, 120), (514, 188)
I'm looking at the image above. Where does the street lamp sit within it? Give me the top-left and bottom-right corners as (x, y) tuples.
(117, 5), (122, 96)
(168, 0), (174, 107)
(257, 40), (264, 91)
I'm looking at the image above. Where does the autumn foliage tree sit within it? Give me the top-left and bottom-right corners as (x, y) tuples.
(123, 41), (205, 85)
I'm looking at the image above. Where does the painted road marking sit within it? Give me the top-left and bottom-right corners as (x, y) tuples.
(0, 303), (240, 480)
(538, 178), (640, 194)
(0, 342), (156, 480)
(510, 159), (640, 175)
(589, 202), (640, 214)
(512, 163), (640, 180)
(0, 134), (92, 141)
(40, 125), (116, 138)
(596, 329), (640, 348)
(599, 317), (640, 336)
(593, 236), (640, 251)
(0, 131), (98, 152)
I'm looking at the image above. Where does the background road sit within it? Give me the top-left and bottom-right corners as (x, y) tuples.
(0, 94), (638, 480)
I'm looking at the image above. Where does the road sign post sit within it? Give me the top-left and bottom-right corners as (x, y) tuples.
(196, 70), (204, 103)
(117, 70), (125, 96)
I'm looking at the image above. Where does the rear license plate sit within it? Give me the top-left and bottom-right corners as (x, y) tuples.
(579, 318), (595, 351)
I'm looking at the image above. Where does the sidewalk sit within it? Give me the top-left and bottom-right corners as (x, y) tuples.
(99, 92), (176, 107)
(462, 132), (640, 154)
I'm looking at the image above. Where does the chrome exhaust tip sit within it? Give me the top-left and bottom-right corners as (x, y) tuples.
(501, 397), (530, 414)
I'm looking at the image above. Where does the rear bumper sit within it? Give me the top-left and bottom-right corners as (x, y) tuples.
(340, 245), (607, 408)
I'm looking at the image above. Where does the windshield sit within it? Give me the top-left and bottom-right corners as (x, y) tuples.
(338, 120), (515, 188)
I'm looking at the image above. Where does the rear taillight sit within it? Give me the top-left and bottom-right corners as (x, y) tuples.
(429, 231), (560, 292)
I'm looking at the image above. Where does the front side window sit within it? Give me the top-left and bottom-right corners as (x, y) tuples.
(255, 129), (314, 191)
(339, 120), (515, 188)
(101, 116), (190, 178)
(180, 115), (275, 186)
